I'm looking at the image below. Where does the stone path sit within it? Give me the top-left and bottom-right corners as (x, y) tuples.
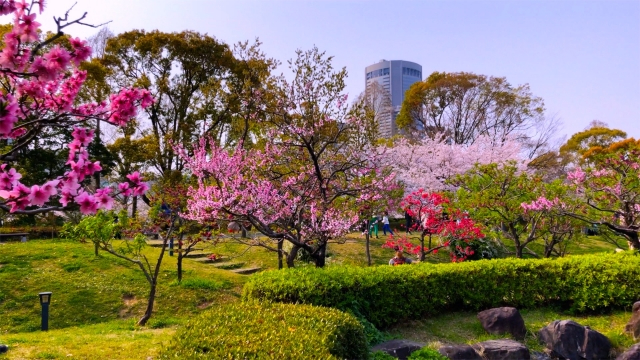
(147, 240), (262, 275)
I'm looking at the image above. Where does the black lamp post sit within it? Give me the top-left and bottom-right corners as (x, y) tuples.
(39, 292), (52, 331)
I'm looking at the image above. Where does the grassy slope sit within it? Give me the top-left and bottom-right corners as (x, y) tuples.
(0, 234), (626, 359)
(0, 238), (247, 359)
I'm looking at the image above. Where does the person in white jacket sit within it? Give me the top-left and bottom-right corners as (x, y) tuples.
(382, 211), (394, 236)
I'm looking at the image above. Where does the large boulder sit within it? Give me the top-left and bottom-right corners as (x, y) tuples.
(617, 343), (640, 360)
(477, 307), (527, 340)
(438, 344), (482, 360)
(625, 302), (640, 340)
(538, 320), (611, 360)
(472, 339), (530, 360)
(371, 339), (424, 359)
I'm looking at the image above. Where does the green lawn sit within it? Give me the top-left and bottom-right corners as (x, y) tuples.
(0, 234), (631, 359)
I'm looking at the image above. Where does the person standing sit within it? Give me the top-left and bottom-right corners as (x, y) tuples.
(369, 215), (379, 238)
(404, 210), (412, 234)
(382, 211), (394, 236)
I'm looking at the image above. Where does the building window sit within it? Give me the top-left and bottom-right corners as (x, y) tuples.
(368, 68), (390, 79)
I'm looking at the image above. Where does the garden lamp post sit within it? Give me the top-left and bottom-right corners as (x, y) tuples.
(39, 292), (52, 331)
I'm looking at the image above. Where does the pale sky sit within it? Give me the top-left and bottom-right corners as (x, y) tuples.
(40, 0), (640, 140)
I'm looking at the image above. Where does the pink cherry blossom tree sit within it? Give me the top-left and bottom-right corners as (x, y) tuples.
(179, 47), (398, 268)
(383, 135), (524, 193)
(0, 1), (151, 215)
(524, 150), (640, 250)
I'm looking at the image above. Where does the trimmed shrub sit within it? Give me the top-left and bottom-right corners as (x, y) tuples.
(159, 302), (368, 359)
(243, 252), (640, 329)
(408, 347), (448, 360)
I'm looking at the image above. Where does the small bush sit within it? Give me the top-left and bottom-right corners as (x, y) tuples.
(408, 347), (448, 360)
(159, 302), (368, 359)
(243, 252), (640, 329)
(370, 351), (396, 360)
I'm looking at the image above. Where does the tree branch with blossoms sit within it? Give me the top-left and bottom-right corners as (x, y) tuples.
(0, 1), (151, 215)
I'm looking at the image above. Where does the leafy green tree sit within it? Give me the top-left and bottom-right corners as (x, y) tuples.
(397, 71), (545, 146)
(451, 162), (546, 258)
(559, 123), (627, 166)
(101, 31), (277, 182)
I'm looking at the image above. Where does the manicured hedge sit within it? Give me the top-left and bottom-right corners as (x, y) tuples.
(160, 302), (368, 359)
(243, 252), (640, 329)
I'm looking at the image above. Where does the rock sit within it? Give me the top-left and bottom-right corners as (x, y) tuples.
(371, 339), (424, 359)
(0, 344), (7, 353)
(438, 344), (482, 360)
(617, 343), (640, 360)
(538, 320), (611, 360)
(625, 302), (640, 340)
(477, 307), (527, 340)
(472, 339), (530, 360)
(530, 351), (552, 360)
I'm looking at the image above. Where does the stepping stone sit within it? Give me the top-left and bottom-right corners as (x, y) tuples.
(183, 252), (212, 259)
(230, 267), (262, 275)
(213, 262), (245, 270)
(192, 256), (228, 263)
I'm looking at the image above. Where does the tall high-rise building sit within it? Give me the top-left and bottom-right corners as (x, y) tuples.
(365, 60), (422, 137)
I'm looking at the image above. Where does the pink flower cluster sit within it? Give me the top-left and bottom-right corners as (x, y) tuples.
(0, 126), (148, 214)
(566, 168), (586, 184)
(0, 1), (154, 138)
(108, 89), (154, 126)
(521, 196), (565, 212)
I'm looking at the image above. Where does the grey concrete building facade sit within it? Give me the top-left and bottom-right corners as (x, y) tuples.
(365, 60), (422, 137)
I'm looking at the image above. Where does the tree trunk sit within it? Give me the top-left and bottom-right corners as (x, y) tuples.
(177, 254), (183, 283)
(94, 242), (99, 256)
(419, 232), (426, 261)
(176, 235), (183, 282)
(627, 231), (640, 250)
(286, 244), (300, 268)
(277, 239), (283, 270)
(365, 220), (371, 266)
(137, 281), (156, 326)
(515, 245), (523, 258)
(137, 221), (171, 326)
(131, 196), (138, 218)
(314, 243), (327, 268)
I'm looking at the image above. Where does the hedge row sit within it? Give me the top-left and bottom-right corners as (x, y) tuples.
(160, 302), (368, 359)
(243, 252), (640, 329)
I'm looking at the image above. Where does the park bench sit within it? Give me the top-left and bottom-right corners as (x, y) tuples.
(0, 232), (28, 242)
